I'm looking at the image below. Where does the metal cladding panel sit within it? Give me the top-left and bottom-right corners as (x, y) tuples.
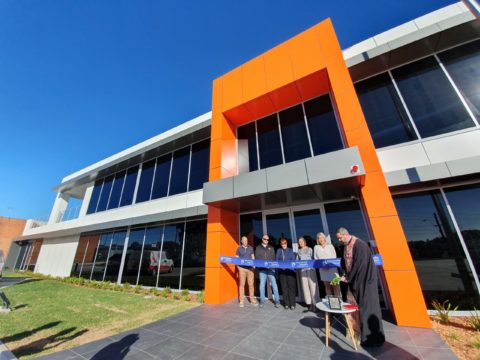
(423, 130), (480, 164)
(202, 177), (234, 204)
(35, 235), (79, 278)
(447, 155), (480, 177)
(265, 159), (309, 192)
(377, 143), (430, 173)
(233, 169), (268, 198)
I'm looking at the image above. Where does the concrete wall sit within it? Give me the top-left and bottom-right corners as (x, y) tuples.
(35, 235), (80, 277)
(0, 216), (26, 258)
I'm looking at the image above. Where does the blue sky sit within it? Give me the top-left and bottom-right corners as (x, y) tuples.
(0, 0), (456, 220)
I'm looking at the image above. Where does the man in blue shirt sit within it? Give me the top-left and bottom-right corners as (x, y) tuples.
(255, 234), (280, 308)
(235, 236), (258, 307)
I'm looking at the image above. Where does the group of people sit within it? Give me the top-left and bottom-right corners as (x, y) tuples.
(235, 227), (385, 347)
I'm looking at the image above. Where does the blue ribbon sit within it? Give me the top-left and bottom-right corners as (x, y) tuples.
(220, 254), (383, 269)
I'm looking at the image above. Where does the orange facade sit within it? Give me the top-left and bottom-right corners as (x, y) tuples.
(205, 19), (430, 328)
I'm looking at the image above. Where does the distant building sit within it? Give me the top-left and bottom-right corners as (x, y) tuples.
(0, 216), (26, 260)
(9, 2), (480, 328)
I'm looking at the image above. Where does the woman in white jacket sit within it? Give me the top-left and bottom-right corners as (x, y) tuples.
(314, 232), (341, 296)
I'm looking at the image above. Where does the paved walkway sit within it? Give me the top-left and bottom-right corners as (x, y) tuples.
(35, 301), (457, 360)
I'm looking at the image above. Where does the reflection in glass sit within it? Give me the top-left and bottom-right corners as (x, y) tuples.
(138, 226), (163, 287)
(188, 139), (210, 191)
(324, 200), (369, 247)
(72, 236), (90, 276)
(136, 159), (156, 203)
(265, 213), (292, 249)
(168, 147), (190, 196)
(304, 94), (343, 156)
(355, 73), (417, 148)
(103, 230), (127, 283)
(444, 184), (480, 281)
(394, 191), (480, 309)
(257, 114), (283, 169)
(157, 223), (185, 289)
(182, 221), (207, 290)
(439, 40), (480, 121)
(279, 105), (311, 163)
(87, 180), (103, 214)
(121, 228), (145, 285)
(294, 209), (324, 249)
(240, 212), (263, 248)
(119, 166), (139, 207)
(237, 122), (258, 172)
(78, 235), (100, 279)
(90, 233), (113, 281)
(107, 171), (126, 210)
(151, 154), (171, 200)
(96, 176), (114, 212)
(392, 56), (474, 138)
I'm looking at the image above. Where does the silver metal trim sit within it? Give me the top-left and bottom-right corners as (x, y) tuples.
(301, 102), (315, 157)
(277, 113), (286, 164)
(178, 221), (187, 290)
(117, 227), (131, 284)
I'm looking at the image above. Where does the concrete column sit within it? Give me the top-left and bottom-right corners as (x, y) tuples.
(79, 185), (94, 217)
(48, 193), (70, 224)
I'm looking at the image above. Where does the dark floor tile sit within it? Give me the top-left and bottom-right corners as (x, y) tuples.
(33, 349), (81, 360)
(321, 347), (374, 360)
(150, 320), (192, 336)
(142, 337), (195, 360)
(266, 316), (300, 330)
(82, 339), (141, 360)
(283, 329), (324, 350)
(128, 331), (165, 350)
(123, 349), (156, 360)
(270, 343), (323, 360)
(175, 345), (227, 360)
(222, 320), (260, 336)
(381, 330), (414, 347)
(71, 337), (115, 355)
(251, 325), (291, 343)
(363, 343), (421, 360)
(406, 328), (450, 349)
(176, 325), (220, 343)
(222, 354), (258, 360)
(200, 330), (248, 351)
(231, 336), (282, 360)
(416, 346), (458, 360)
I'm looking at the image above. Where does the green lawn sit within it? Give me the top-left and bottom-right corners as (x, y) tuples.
(0, 278), (198, 359)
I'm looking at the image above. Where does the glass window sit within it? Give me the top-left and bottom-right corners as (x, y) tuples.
(444, 184), (480, 281)
(265, 212), (292, 249)
(103, 230), (127, 283)
(78, 234), (100, 279)
(355, 73), (417, 148)
(138, 226), (163, 287)
(324, 200), (369, 248)
(87, 180), (103, 214)
(121, 227), (145, 285)
(188, 139), (210, 191)
(168, 146), (190, 196)
(304, 94), (344, 156)
(257, 114), (283, 169)
(151, 154), (172, 200)
(119, 165), (139, 207)
(240, 212), (263, 248)
(394, 190), (480, 309)
(107, 171), (126, 210)
(439, 40), (480, 121)
(392, 56), (475, 138)
(237, 122), (258, 172)
(90, 233), (113, 281)
(96, 175), (114, 212)
(72, 235), (90, 277)
(157, 223), (184, 289)
(136, 159), (156, 203)
(279, 104), (311, 163)
(293, 208), (324, 249)
(181, 220), (207, 290)
(26, 239), (42, 271)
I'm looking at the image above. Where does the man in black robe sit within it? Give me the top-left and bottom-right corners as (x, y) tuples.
(336, 227), (385, 347)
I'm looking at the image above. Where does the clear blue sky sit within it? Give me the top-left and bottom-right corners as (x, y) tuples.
(0, 0), (457, 220)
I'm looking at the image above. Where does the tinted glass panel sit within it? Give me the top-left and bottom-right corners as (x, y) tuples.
(182, 220), (207, 290)
(355, 73), (417, 148)
(87, 180), (103, 214)
(265, 212), (292, 249)
(294, 209), (324, 249)
(439, 40), (480, 121)
(157, 223), (184, 289)
(72, 236), (89, 277)
(257, 114), (283, 169)
(104, 230), (127, 283)
(394, 191), (480, 309)
(107, 171), (126, 210)
(119, 166), (139, 207)
(444, 184), (480, 280)
(96, 176), (114, 212)
(392, 56), (474, 138)
(304, 94), (343, 156)
(90, 233), (113, 281)
(279, 105), (311, 163)
(151, 154), (171, 200)
(168, 147), (190, 196)
(136, 159), (156, 203)
(138, 226), (163, 287)
(78, 235), (99, 279)
(237, 122), (258, 172)
(188, 139), (210, 191)
(121, 227), (145, 285)
(240, 212), (263, 248)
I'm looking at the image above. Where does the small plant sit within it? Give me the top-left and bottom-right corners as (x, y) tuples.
(134, 285), (142, 294)
(468, 308), (480, 331)
(197, 290), (204, 303)
(112, 284), (123, 292)
(181, 289), (190, 301)
(448, 333), (459, 341)
(174, 292), (182, 300)
(150, 288), (159, 296)
(431, 299), (458, 324)
(161, 287), (171, 298)
(123, 282), (131, 291)
(330, 273), (342, 286)
(472, 336), (480, 350)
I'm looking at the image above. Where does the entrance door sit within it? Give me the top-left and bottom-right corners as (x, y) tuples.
(263, 210), (293, 249)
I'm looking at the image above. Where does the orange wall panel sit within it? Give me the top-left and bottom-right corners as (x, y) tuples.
(288, 28), (326, 81)
(221, 67), (243, 112)
(264, 45), (295, 94)
(241, 56), (267, 104)
(360, 172), (399, 218)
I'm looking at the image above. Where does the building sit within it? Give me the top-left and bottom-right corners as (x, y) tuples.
(8, 2), (480, 328)
(0, 216), (26, 260)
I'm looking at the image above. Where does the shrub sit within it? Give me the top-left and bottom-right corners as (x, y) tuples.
(197, 290), (204, 303)
(173, 292), (182, 300)
(161, 287), (171, 298)
(469, 308), (480, 331)
(123, 282), (131, 291)
(134, 285), (142, 294)
(431, 300), (458, 324)
(150, 288), (159, 296)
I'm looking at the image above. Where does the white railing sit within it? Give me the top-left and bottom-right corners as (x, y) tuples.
(56, 205), (81, 223)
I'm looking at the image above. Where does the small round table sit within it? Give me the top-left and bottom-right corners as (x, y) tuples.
(316, 299), (358, 351)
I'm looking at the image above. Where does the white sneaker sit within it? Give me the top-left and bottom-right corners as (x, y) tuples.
(239, 302), (245, 308)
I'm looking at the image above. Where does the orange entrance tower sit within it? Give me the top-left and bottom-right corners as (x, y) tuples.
(204, 18), (430, 328)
